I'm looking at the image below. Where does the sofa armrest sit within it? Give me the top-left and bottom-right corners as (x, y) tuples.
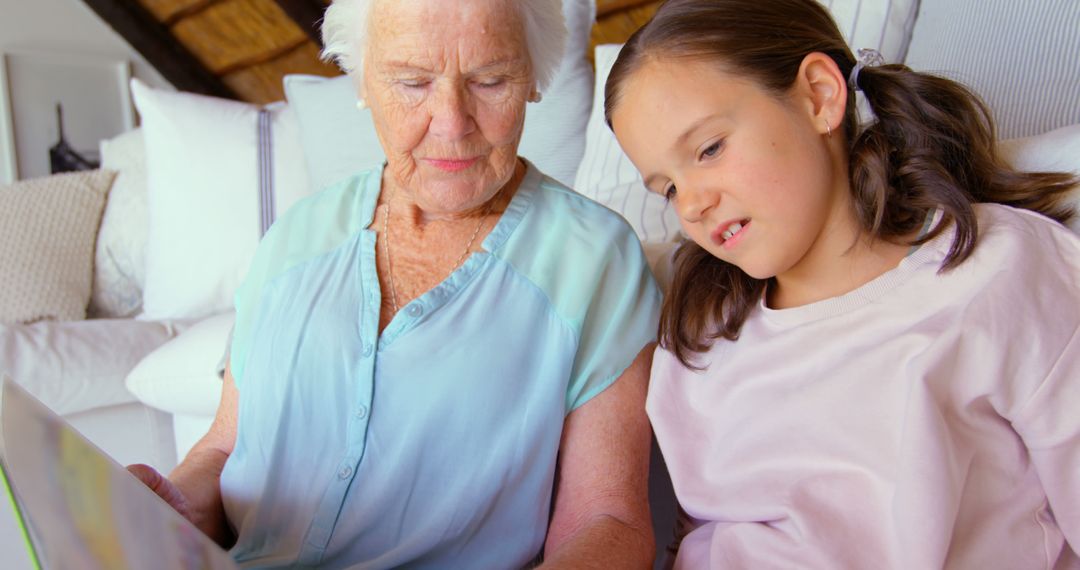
(0, 318), (190, 416)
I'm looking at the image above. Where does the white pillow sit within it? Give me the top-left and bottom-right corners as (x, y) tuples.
(284, 0), (594, 190)
(904, 0), (1080, 139)
(131, 79), (312, 321)
(998, 124), (1080, 235)
(282, 74), (386, 192)
(125, 311), (232, 417)
(90, 128), (147, 318)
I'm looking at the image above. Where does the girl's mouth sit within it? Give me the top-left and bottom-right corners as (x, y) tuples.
(714, 218), (750, 245)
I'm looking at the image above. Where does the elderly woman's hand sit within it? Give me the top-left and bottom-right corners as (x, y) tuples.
(126, 463), (195, 520)
(129, 367), (239, 548)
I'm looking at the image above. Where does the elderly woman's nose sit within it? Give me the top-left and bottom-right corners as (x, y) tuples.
(428, 83), (476, 140)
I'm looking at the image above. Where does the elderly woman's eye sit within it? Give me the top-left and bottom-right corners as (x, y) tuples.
(400, 79), (430, 89)
(474, 78), (506, 89)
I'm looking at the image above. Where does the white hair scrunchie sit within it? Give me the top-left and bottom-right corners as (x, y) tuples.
(848, 48), (885, 92)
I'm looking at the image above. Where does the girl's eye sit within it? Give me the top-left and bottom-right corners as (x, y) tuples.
(700, 140), (723, 160)
(664, 185), (677, 201)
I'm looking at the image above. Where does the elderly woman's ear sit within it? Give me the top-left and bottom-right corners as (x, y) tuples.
(358, 84), (371, 110)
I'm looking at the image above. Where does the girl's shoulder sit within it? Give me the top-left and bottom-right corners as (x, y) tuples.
(970, 203), (1080, 276)
(941, 203), (1080, 347)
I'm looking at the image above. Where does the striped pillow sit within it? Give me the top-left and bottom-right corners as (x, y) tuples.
(573, 44), (681, 245)
(823, 0), (921, 62)
(905, 0), (1080, 139)
(130, 79), (312, 321)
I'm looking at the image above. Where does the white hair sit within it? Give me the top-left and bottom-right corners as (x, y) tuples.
(321, 0), (567, 92)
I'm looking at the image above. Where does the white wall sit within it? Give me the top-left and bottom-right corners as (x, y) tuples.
(0, 0), (172, 183)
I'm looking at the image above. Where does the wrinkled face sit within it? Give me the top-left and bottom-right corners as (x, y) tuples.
(363, 0), (534, 215)
(610, 58), (848, 282)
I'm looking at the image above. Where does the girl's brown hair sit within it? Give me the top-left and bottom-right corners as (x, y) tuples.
(604, 0), (1078, 368)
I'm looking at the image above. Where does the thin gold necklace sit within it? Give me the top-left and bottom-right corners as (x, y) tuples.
(382, 194), (491, 314)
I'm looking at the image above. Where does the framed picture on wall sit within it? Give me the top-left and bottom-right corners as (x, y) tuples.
(0, 51), (134, 183)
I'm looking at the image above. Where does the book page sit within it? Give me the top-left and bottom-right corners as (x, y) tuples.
(0, 374), (237, 570)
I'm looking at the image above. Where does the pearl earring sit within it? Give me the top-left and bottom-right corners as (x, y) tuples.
(825, 120), (832, 138)
(356, 98), (368, 111)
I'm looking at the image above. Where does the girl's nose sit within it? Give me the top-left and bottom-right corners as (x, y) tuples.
(675, 184), (718, 223)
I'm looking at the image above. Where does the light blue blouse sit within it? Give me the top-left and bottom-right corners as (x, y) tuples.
(221, 162), (661, 569)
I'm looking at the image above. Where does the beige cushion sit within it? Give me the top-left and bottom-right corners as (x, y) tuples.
(0, 170), (115, 324)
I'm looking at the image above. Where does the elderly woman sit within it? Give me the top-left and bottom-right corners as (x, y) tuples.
(128, 0), (661, 567)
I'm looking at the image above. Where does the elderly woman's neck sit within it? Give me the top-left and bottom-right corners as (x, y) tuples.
(383, 158), (525, 226)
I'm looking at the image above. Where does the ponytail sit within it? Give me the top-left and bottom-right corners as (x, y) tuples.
(851, 64), (1076, 269)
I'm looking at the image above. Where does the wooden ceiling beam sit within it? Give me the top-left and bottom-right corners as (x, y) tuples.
(161, 0), (228, 27)
(272, 0), (327, 47)
(80, 0), (237, 99)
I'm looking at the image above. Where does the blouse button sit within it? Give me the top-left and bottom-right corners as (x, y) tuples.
(356, 405), (368, 420)
(338, 466), (353, 480)
(361, 343), (373, 357)
(407, 304), (423, 317)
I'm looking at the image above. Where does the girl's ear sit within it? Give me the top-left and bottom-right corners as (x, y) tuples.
(795, 52), (849, 136)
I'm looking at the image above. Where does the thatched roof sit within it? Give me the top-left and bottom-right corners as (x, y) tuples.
(83, 0), (661, 104)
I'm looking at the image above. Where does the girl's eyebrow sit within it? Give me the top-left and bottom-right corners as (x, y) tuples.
(675, 113), (722, 148)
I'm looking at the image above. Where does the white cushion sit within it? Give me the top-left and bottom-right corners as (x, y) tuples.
(284, 0), (594, 190)
(0, 318), (189, 415)
(283, 74), (386, 191)
(90, 128), (148, 318)
(998, 124), (1080, 235)
(0, 170), (115, 324)
(904, 0), (1080, 139)
(130, 79), (313, 321)
(125, 311), (232, 418)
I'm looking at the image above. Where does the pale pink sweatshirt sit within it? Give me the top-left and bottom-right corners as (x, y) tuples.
(649, 204), (1080, 569)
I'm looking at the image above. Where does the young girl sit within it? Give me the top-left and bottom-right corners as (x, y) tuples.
(605, 0), (1080, 567)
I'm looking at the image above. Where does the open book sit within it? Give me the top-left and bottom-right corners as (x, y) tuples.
(0, 374), (237, 570)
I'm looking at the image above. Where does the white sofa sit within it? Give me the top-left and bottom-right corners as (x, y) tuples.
(131, 0), (1080, 469)
(1, 0), (1079, 566)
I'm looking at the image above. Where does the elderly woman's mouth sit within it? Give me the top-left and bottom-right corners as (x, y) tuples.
(426, 157), (480, 172)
